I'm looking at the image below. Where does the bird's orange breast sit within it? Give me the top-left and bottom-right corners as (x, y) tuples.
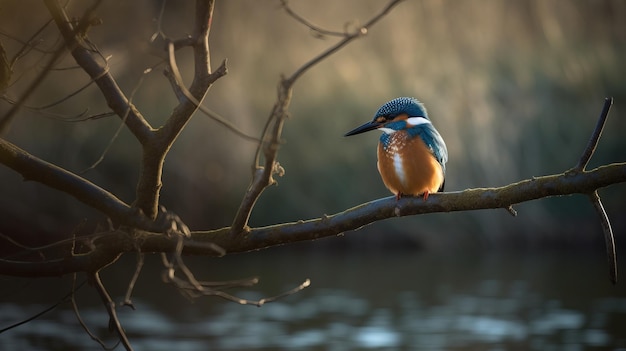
(377, 132), (444, 197)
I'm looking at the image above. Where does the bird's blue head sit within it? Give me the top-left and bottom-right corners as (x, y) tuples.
(344, 97), (429, 136)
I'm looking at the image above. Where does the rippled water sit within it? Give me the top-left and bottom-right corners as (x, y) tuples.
(2, 250), (625, 350)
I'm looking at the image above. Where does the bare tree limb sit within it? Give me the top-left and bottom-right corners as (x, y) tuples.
(0, 138), (131, 223)
(203, 163), (626, 254)
(134, 0), (224, 218)
(2, 162), (624, 278)
(0, 138), (172, 233)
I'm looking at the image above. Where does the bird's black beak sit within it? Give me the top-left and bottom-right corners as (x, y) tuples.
(344, 120), (382, 136)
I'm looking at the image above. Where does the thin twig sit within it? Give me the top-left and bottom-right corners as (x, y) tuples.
(8, 19), (54, 66)
(505, 206), (517, 216)
(0, 33), (68, 135)
(149, 0), (168, 43)
(53, 111), (116, 122)
(280, 0), (348, 37)
(255, 278), (311, 306)
(34, 77), (96, 110)
(82, 68), (150, 173)
(0, 227), (102, 261)
(588, 191), (617, 284)
(285, 0), (403, 85)
(0, 0), (102, 135)
(1, 95), (91, 120)
(0, 279), (86, 334)
(71, 274), (117, 350)
(165, 43), (256, 141)
(90, 271), (133, 351)
(575, 97), (613, 171)
(122, 253), (145, 309)
(206, 279), (310, 306)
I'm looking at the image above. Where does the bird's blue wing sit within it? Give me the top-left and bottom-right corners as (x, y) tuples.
(409, 124), (448, 173)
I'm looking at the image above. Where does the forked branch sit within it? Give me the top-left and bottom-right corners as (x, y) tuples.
(134, 0), (224, 218)
(571, 97), (617, 284)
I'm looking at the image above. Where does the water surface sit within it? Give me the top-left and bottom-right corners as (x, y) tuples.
(2, 249), (625, 350)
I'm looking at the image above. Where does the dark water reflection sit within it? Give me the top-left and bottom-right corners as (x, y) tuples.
(2, 249), (626, 350)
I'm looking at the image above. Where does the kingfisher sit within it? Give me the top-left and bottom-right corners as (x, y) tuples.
(345, 97), (448, 200)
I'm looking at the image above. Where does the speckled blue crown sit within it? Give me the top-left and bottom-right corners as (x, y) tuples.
(375, 97), (428, 119)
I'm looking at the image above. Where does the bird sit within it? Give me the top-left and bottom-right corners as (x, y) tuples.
(344, 97), (448, 200)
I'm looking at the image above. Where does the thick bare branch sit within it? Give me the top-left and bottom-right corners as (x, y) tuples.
(204, 163), (626, 254)
(3, 162), (623, 278)
(0, 138), (187, 235)
(0, 138), (130, 223)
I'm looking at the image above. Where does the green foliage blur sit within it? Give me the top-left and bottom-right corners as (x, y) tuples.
(1, 0), (624, 251)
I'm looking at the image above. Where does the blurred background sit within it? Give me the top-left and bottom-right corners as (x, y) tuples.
(1, 0), (626, 350)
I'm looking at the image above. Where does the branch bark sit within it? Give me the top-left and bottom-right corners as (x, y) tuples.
(2, 162), (624, 277)
(0, 138), (181, 234)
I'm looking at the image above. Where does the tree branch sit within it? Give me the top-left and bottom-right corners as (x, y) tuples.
(0, 138), (182, 234)
(203, 163), (626, 254)
(0, 138), (129, 223)
(134, 0), (224, 218)
(3, 162), (624, 277)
